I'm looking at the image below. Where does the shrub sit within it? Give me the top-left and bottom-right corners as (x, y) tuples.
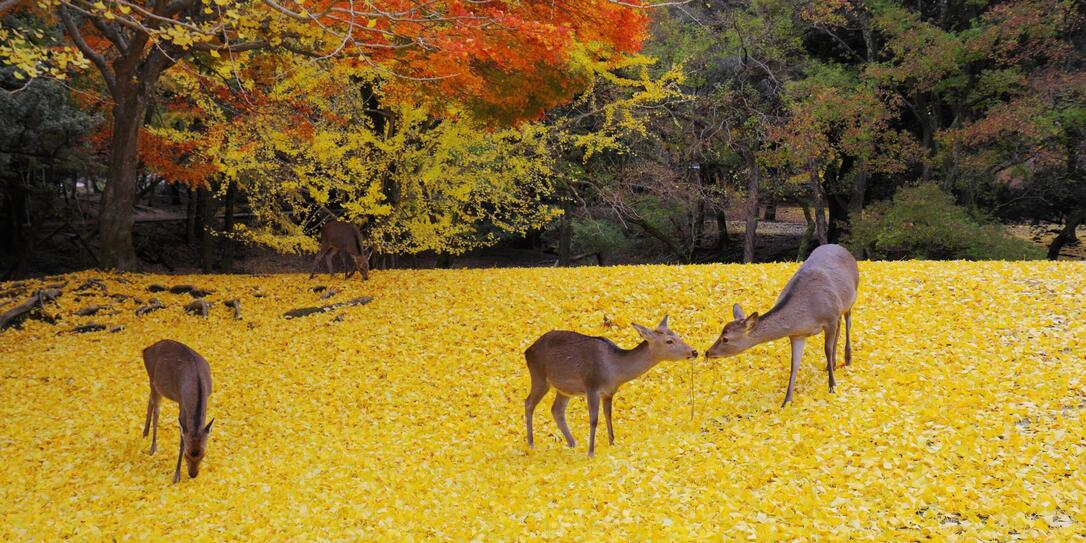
(846, 183), (1044, 260)
(571, 216), (628, 260)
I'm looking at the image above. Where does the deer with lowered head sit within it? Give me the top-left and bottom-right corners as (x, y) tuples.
(142, 339), (214, 483)
(524, 315), (698, 456)
(309, 220), (371, 280)
(706, 243), (859, 407)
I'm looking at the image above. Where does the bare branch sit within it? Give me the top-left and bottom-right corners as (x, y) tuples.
(0, 0), (22, 17)
(90, 18), (129, 54)
(606, 0), (690, 8)
(58, 5), (116, 95)
(190, 40), (269, 53)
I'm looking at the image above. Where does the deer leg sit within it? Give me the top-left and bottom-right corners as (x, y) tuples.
(524, 374), (549, 448)
(844, 310), (852, 367)
(824, 319), (839, 393)
(324, 249), (338, 276)
(342, 252), (353, 279)
(173, 430), (183, 484)
(550, 394), (575, 448)
(586, 391), (601, 457)
(142, 388), (155, 437)
(603, 396), (614, 445)
(308, 250), (328, 279)
(148, 392), (160, 455)
(783, 337), (806, 407)
(360, 256), (369, 281)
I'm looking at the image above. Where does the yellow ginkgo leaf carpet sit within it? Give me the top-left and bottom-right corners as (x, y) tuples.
(1, 261), (1084, 540)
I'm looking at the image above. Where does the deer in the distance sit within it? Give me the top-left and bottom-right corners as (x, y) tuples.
(706, 243), (859, 407)
(142, 339), (214, 483)
(524, 315), (698, 456)
(309, 220), (371, 280)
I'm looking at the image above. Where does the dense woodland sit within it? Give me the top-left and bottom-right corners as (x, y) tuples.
(1, 0), (1084, 277)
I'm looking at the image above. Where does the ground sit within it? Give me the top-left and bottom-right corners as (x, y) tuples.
(1, 262), (1084, 540)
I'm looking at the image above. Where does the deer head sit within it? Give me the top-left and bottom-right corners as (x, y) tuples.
(631, 315), (698, 361)
(705, 304), (761, 359)
(179, 417), (213, 479)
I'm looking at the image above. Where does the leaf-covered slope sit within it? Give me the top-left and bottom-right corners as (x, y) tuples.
(1, 262), (1084, 539)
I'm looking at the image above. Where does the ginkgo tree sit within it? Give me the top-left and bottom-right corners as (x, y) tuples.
(146, 43), (684, 259)
(5, 0), (649, 269)
(194, 60), (562, 256)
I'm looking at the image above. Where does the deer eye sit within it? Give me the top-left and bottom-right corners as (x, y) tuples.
(665, 339), (674, 344)
(720, 338), (729, 343)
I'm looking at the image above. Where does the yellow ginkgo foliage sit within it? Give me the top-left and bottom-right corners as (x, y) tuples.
(0, 261), (1083, 540)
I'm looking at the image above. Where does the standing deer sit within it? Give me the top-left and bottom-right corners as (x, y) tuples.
(705, 243), (859, 407)
(142, 339), (214, 483)
(524, 315), (698, 456)
(309, 220), (371, 280)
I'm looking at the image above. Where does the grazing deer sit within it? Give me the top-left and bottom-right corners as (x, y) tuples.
(524, 315), (698, 456)
(706, 243), (859, 406)
(142, 340), (214, 483)
(309, 220), (371, 280)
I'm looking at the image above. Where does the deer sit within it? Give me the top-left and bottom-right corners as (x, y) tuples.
(309, 220), (371, 281)
(705, 243), (859, 407)
(524, 315), (698, 456)
(142, 339), (214, 483)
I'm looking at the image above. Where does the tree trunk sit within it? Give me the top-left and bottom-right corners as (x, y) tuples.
(807, 159), (828, 246)
(185, 187), (197, 244)
(558, 209), (572, 266)
(763, 203), (776, 221)
(1048, 209), (1084, 260)
(220, 181), (237, 271)
(693, 200), (706, 246)
(743, 153), (760, 264)
(90, 41), (175, 270)
(97, 83), (148, 270)
(195, 186), (212, 272)
(850, 160), (867, 217)
(436, 252), (453, 269)
(716, 210), (729, 251)
(797, 201), (814, 261)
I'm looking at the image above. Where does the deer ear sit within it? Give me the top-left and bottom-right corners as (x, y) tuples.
(204, 419), (214, 434)
(632, 323), (655, 340)
(744, 312), (760, 330)
(732, 304), (745, 320)
(657, 314), (669, 330)
(178, 417), (187, 433)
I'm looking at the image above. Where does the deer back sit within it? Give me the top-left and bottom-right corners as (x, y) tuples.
(766, 244), (858, 329)
(525, 331), (615, 394)
(321, 220), (367, 256)
(143, 340), (212, 426)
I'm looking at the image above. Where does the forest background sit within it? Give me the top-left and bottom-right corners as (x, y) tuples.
(2, 0), (1084, 278)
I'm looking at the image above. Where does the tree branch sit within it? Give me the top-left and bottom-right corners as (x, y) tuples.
(91, 18), (129, 54)
(0, 0), (22, 17)
(190, 40), (269, 53)
(59, 6), (116, 96)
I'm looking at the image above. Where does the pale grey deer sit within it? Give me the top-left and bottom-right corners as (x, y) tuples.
(706, 244), (859, 406)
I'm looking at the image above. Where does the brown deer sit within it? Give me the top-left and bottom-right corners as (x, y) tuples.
(309, 220), (371, 280)
(706, 243), (859, 407)
(524, 315), (698, 456)
(142, 339), (214, 483)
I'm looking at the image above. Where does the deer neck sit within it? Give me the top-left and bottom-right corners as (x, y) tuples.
(749, 304), (799, 344)
(609, 341), (661, 384)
